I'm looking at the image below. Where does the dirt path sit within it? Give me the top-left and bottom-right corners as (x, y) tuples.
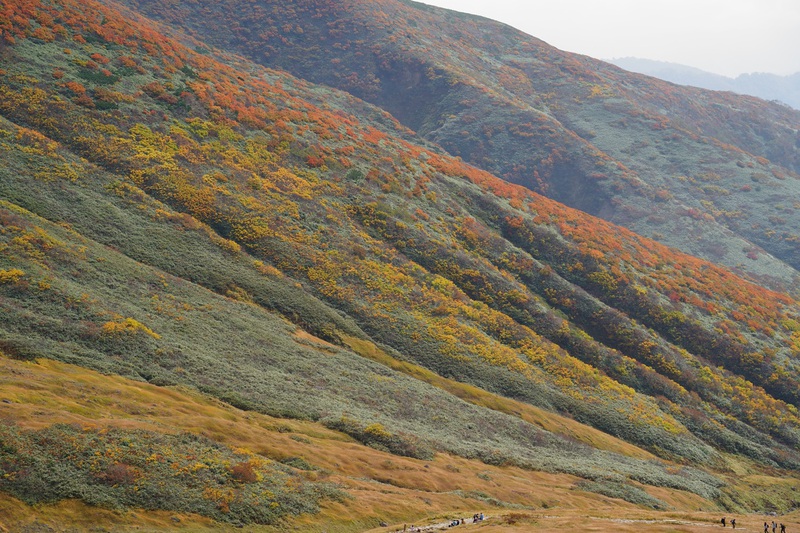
(389, 515), (487, 532)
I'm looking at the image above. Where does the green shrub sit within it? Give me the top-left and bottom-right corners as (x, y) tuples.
(77, 68), (120, 85)
(574, 480), (668, 509)
(322, 416), (435, 460)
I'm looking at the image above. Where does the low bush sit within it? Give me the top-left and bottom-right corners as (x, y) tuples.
(574, 479), (668, 509)
(322, 416), (435, 460)
(0, 423), (344, 524)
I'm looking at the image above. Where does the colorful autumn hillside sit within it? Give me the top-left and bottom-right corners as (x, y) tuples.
(112, 0), (800, 293)
(1, 0), (800, 529)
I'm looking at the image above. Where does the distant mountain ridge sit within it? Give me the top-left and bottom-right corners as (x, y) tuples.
(609, 57), (800, 110)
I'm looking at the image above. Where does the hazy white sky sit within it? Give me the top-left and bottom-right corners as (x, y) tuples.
(420, 0), (800, 77)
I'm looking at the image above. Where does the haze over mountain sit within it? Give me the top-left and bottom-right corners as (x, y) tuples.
(609, 57), (800, 110)
(2, 0), (800, 530)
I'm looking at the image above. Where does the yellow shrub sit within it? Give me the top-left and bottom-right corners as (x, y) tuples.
(364, 422), (392, 440)
(0, 268), (25, 284)
(101, 317), (160, 339)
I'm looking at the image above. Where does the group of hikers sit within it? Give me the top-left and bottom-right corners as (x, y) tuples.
(722, 517), (788, 533)
(764, 520), (787, 533)
(401, 513), (484, 531)
(448, 513), (484, 527)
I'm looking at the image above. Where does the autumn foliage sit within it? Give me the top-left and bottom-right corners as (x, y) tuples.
(2, 0), (800, 512)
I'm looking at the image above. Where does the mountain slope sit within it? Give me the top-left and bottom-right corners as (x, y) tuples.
(111, 0), (800, 292)
(2, 0), (800, 527)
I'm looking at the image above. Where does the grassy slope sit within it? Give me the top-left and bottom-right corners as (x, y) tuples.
(341, 334), (656, 461)
(1, 355), (792, 533)
(0, 50), (745, 472)
(0, 355), (591, 532)
(2, 0), (800, 526)
(110, 0), (800, 291)
(0, 162), (725, 501)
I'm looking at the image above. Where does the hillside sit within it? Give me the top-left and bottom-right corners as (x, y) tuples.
(609, 58), (800, 111)
(2, 0), (800, 530)
(111, 0), (800, 293)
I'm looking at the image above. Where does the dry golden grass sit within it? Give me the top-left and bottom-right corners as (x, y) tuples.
(0, 354), (797, 533)
(0, 497), (220, 533)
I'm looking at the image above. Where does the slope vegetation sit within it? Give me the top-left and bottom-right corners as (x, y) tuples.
(1, 0), (800, 528)
(112, 0), (800, 291)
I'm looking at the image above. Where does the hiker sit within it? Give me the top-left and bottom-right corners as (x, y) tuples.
(774, 521), (778, 533)
(732, 518), (736, 529)
(780, 524), (786, 533)
(766, 522), (770, 533)
(722, 517), (727, 527)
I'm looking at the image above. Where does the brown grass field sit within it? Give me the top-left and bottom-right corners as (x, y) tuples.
(1, 354), (798, 532)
